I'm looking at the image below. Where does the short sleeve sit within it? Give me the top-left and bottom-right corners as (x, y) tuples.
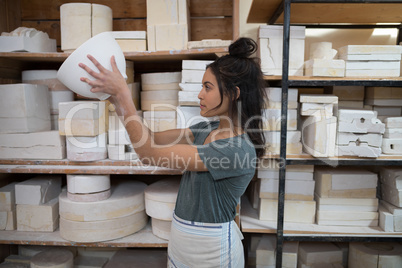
(189, 121), (219, 144)
(196, 136), (257, 180)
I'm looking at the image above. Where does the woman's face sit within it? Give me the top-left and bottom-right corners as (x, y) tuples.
(198, 68), (230, 117)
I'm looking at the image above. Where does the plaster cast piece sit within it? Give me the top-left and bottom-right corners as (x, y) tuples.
(31, 249), (74, 268)
(59, 180), (147, 222)
(17, 198), (59, 232)
(338, 109), (385, 134)
(15, 176), (61, 205)
(0, 84), (50, 133)
(60, 210), (148, 243)
(67, 174), (110, 194)
(258, 199), (316, 223)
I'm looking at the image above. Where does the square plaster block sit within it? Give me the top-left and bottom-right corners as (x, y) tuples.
(143, 111), (176, 132)
(146, 0), (189, 25)
(264, 130), (301, 144)
(256, 234), (298, 268)
(141, 72), (181, 88)
(381, 183), (402, 207)
(380, 167), (402, 189)
(317, 210), (378, 222)
(300, 115), (337, 157)
(382, 138), (402, 154)
(58, 101), (108, 136)
(154, 24), (188, 51)
(380, 200), (402, 231)
(66, 133), (107, 161)
(108, 114), (130, 145)
(346, 69), (400, 77)
(335, 144), (382, 158)
(336, 132), (383, 148)
(258, 25), (305, 76)
(15, 176), (61, 205)
(258, 37), (304, 76)
(187, 39), (232, 49)
(326, 86), (364, 101)
(314, 168), (378, 198)
(0, 31), (57, 53)
(259, 25), (306, 39)
(304, 59), (345, 77)
(339, 53), (401, 61)
(0, 84), (50, 133)
(116, 39), (147, 52)
(316, 195), (378, 212)
(264, 87), (298, 109)
(0, 131), (66, 160)
(385, 117), (402, 128)
(379, 205), (394, 232)
(259, 178), (315, 201)
(178, 91), (199, 106)
(181, 69), (205, 84)
(384, 128), (402, 139)
(16, 197), (59, 232)
(365, 87), (402, 99)
(176, 106), (216, 129)
(258, 199), (316, 223)
(0, 182), (17, 211)
(345, 60), (400, 70)
(60, 3), (91, 51)
(298, 242), (343, 265)
(262, 109), (297, 131)
(338, 109), (385, 134)
(179, 83), (202, 92)
(182, 60), (213, 70)
(299, 94), (338, 104)
(263, 131), (302, 155)
(338, 45), (402, 56)
(300, 103), (333, 117)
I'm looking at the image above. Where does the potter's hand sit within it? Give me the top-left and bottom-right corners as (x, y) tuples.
(79, 54), (129, 99)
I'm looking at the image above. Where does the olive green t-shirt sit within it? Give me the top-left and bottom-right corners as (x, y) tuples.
(174, 121), (257, 223)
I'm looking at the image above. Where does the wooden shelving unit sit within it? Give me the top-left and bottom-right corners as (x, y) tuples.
(0, 221), (168, 248)
(247, 0), (402, 267)
(0, 0), (237, 259)
(240, 196), (402, 239)
(0, 160), (182, 175)
(0, 48), (228, 63)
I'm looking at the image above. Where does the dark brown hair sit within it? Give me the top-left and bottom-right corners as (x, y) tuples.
(207, 37), (266, 157)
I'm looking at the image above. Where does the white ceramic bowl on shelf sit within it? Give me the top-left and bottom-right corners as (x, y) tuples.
(57, 32), (127, 100)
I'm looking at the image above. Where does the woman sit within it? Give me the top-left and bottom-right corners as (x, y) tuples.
(79, 37), (266, 267)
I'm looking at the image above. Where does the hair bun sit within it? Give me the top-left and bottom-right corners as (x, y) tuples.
(228, 38), (257, 58)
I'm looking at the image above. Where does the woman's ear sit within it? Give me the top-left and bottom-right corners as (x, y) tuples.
(235, 86), (240, 100)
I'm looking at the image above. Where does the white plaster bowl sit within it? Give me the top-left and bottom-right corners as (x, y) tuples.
(57, 32), (127, 100)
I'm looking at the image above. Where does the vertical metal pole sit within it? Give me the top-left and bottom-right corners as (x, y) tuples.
(276, 0), (291, 267)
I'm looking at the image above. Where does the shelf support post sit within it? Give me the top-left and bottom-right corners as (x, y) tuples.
(276, 0), (291, 267)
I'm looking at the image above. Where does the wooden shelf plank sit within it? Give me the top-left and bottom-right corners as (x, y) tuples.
(0, 48), (228, 63)
(0, 221), (168, 248)
(0, 159), (182, 175)
(240, 196), (402, 237)
(264, 76), (402, 86)
(247, 0), (402, 24)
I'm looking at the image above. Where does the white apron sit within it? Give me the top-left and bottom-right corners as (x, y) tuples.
(167, 213), (244, 268)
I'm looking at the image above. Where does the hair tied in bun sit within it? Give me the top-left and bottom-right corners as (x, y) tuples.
(228, 37), (258, 58)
